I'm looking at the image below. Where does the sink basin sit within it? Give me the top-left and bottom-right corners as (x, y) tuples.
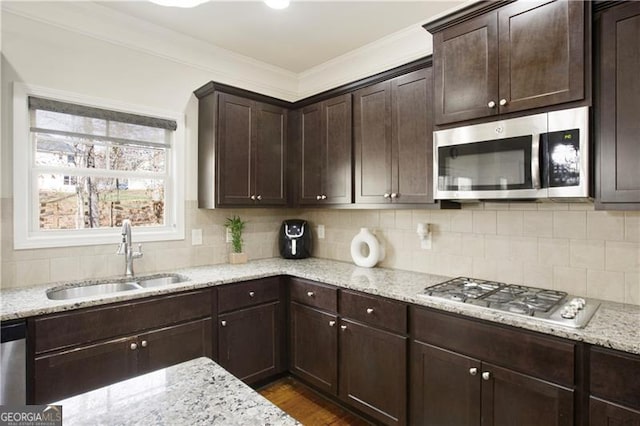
(47, 282), (142, 300)
(137, 274), (186, 288)
(46, 274), (189, 300)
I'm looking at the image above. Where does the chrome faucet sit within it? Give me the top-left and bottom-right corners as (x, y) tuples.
(116, 219), (143, 276)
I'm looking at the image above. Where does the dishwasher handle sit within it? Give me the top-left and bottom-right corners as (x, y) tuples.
(1, 320), (26, 343)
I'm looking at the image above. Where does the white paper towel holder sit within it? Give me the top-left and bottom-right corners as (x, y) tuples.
(350, 228), (385, 268)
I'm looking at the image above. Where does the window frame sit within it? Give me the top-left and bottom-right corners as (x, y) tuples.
(13, 82), (185, 250)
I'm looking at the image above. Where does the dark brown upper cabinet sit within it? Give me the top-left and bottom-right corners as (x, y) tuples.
(429, 0), (586, 125)
(354, 68), (434, 205)
(298, 94), (352, 206)
(595, 1), (640, 209)
(198, 91), (287, 208)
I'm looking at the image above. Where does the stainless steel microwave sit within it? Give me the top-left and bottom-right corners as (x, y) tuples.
(433, 107), (590, 201)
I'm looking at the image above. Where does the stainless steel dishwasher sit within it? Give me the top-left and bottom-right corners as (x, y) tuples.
(1, 320), (26, 405)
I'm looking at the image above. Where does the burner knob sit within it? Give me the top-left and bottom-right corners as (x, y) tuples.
(560, 306), (577, 319)
(569, 298), (586, 310)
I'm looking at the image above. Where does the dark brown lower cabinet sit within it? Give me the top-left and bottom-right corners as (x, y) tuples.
(410, 340), (574, 426)
(33, 318), (212, 403)
(590, 397), (640, 426)
(289, 302), (338, 395)
(339, 318), (406, 426)
(218, 301), (284, 384)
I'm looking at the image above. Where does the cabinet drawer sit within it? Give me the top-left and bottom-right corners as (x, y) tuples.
(218, 277), (281, 313)
(32, 289), (213, 354)
(410, 307), (575, 386)
(590, 347), (640, 410)
(290, 278), (337, 312)
(339, 290), (407, 334)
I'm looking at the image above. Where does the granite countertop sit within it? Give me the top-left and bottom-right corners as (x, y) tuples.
(53, 357), (299, 426)
(2, 257), (639, 355)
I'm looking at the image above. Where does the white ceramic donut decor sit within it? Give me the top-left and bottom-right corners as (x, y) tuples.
(350, 228), (385, 268)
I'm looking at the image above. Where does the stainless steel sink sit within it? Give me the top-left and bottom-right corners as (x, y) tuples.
(47, 282), (142, 300)
(46, 274), (188, 300)
(137, 274), (185, 288)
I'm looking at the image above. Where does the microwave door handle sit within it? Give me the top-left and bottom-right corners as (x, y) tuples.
(532, 136), (542, 189)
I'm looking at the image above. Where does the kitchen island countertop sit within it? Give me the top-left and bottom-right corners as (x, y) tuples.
(2, 257), (639, 355)
(53, 357), (299, 426)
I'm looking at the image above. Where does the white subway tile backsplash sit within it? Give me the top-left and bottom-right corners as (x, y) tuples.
(497, 211), (523, 236)
(538, 238), (570, 267)
(587, 269), (625, 303)
(49, 257), (81, 282)
(606, 241), (640, 272)
(570, 239), (605, 270)
(587, 211), (625, 241)
(625, 213), (640, 242)
(553, 266), (587, 295)
(523, 211), (553, 238)
(472, 211), (497, 234)
(553, 211), (587, 239)
(625, 273), (640, 305)
(450, 211), (473, 233)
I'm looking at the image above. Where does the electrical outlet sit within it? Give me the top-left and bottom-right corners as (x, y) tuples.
(317, 224), (325, 239)
(191, 229), (203, 246)
(226, 228), (232, 243)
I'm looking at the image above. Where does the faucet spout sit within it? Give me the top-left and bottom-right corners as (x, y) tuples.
(116, 219), (143, 276)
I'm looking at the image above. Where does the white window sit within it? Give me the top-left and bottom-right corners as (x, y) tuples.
(13, 83), (185, 249)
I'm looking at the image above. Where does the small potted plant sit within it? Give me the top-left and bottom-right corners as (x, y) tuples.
(225, 215), (247, 264)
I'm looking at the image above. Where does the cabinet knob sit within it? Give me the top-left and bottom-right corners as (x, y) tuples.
(307, 291), (314, 297)
(390, 193), (398, 199)
(499, 99), (507, 106)
(249, 291), (255, 298)
(487, 101), (496, 108)
(256, 195), (262, 201)
(340, 325), (347, 331)
(469, 367), (478, 376)
(321, 195), (327, 200)
(221, 320), (227, 327)
(250, 195), (256, 200)
(383, 193), (391, 198)
(141, 340), (148, 348)
(366, 308), (374, 314)
(316, 195), (322, 200)
(130, 342), (138, 351)
(329, 320), (336, 327)
(482, 371), (491, 381)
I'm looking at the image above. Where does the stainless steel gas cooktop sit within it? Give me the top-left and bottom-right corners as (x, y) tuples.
(419, 277), (600, 328)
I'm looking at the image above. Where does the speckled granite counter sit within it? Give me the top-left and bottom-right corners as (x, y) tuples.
(53, 357), (298, 426)
(2, 258), (639, 355)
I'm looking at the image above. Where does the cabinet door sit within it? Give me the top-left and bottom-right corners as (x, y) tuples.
(298, 103), (323, 205)
(433, 13), (498, 124)
(323, 94), (352, 204)
(33, 336), (138, 403)
(354, 81), (393, 203)
(391, 68), (434, 204)
(410, 341), (481, 426)
(218, 302), (284, 384)
(339, 319), (406, 425)
(498, 0), (585, 114)
(138, 318), (212, 374)
(590, 397), (640, 426)
(481, 363), (574, 426)
(597, 2), (640, 205)
(217, 93), (254, 206)
(254, 102), (287, 205)
(289, 303), (338, 395)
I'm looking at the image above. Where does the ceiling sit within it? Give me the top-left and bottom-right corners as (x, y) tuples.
(98, 1), (466, 73)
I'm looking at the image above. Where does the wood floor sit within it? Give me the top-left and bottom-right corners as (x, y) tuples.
(259, 377), (372, 426)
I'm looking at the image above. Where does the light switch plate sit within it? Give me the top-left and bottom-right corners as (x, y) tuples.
(191, 229), (203, 245)
(317, 224), (325, 239)
(226, 228), (232, 243)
